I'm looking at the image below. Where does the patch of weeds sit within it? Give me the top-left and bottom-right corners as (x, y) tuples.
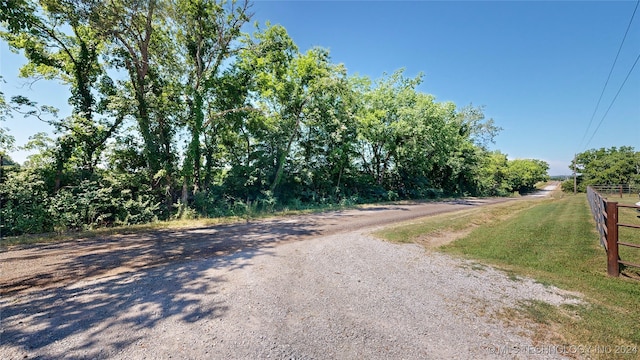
(519, 299), (555, 325)
(470, 262), (487, 271)
(495, 300), (568, 347)
(458, 262), (488, 271)
(557, 303), (584, 322)
(502, 270), (522, 282)
(456, 261), (488, 272)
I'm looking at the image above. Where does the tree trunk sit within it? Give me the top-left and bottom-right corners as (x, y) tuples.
(270, 121), (299, 194)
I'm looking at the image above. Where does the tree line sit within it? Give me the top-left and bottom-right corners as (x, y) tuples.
(0, 0), (550, 236)
(563, 146), (640, 193)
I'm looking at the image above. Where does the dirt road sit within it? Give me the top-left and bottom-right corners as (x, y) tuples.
(0, 198), (507, 296)
(1, 192), (580, 359)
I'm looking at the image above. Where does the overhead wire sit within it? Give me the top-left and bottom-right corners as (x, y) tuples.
(577, 0), (639, 150)
(583, 51), (640, 150)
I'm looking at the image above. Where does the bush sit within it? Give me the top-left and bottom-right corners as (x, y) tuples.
(0, 170), (52, 235)
(257, 190), (277, 212)
(172, 200), (198, 220)
(0, 168), (160, 235)
(561, 180), (575, 193)
(49, 176), (160, 231)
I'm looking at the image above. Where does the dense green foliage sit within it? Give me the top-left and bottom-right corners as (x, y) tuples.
(563, 146), (640, 192)
(0, 0), (550, 236)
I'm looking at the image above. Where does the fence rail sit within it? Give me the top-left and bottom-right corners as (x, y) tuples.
(590, 184), (640, 197)
(587, 186), (608, 249)
(587, 186), (640, 277)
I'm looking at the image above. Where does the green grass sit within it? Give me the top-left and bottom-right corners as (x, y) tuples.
(375, 198), (545, 245)
(598, 192), (640, 206)
(618, 197), (640, 275)
(378, 194), (640, 358)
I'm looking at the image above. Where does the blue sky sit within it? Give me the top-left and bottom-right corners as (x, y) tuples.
(2, 1), (639, 175)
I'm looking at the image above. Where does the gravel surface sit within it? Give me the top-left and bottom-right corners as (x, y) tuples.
(1, 192), (584, 359)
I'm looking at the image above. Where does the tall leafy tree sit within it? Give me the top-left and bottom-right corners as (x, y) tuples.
(505, 158), (549, 193)
(239, 24), (344, 196)
(352, 70), (421, 187)
(0, 0), (36, 32)
(96, 0), (173, 176)
(352, 70), (459, 192)
(93, 0), (184, 215)
(429, 105), (501, 195)
(0, 78), (16, 156)
(476, 150), (510, 196)
(1, 0), (124, 186)
(172, 0), (251, 203)
(293, 63), (357, 201)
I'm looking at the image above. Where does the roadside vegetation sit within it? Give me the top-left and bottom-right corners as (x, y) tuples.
(0, 0), (553, 238)
(562, 146), (639, 193)
(377, 194), (640, 358)
(0, 198), (371, 247)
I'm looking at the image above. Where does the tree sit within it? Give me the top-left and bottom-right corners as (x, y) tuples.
(352, 70), (423, 187)
(1, 0), (124, 186)
(0, 0), (36, 32)
(505, 158), (549, 193)
(96, 0), (172, 174)
(293, 63), (357, 201)
(0, 79), (16, 156)
(476, 150), (510, 196)
(351, 70), (497, 197)
(238, 24), (344, 197)
(455, 104), (501, 149)
(172, 0), (251, 204)
(93, 0), (183, 214)
(571, 146), (639, 190)
(394, 93), (459, 196)
(428, 105), (501, 195)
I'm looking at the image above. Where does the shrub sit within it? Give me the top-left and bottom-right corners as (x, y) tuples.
(0, 170), (52, 235)
(49, 176), (160, 231)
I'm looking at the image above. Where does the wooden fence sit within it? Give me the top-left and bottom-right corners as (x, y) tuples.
(590, 184), (640, 197)
(587, 186), (640, 277)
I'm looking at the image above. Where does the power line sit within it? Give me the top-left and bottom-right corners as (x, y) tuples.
(577, 0), (639, 150)
(583, 51), (640, 150)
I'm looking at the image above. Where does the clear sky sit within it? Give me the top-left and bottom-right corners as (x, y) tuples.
(1, 0), (639, 175)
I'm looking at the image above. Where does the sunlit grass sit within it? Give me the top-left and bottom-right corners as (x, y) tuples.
(374, 198), (545, 244)
(378, 194), (640, 358)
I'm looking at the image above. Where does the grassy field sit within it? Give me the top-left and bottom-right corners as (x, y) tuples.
(376, 193), (640, 359)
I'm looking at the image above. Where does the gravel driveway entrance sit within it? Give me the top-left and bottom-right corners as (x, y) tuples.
(1, 197), (580, 359)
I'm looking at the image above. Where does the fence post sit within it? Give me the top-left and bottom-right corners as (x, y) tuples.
(0, 154), (2, 242)
(605, 201), (619, 277)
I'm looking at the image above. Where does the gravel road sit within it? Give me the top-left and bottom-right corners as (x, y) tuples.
(1, 192), (582, 359)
